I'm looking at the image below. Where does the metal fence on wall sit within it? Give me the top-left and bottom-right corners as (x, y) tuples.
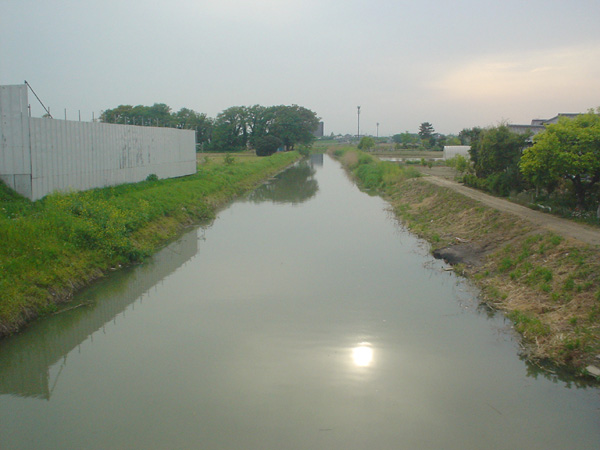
(0, 84), (196, 201)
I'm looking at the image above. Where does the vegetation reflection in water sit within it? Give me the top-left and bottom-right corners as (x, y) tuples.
(246, 154), (321, 205)
(0, 231), (199, 400)
(0, 155), (322, 401)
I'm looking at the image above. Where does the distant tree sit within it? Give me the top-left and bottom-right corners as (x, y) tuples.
(418, 122), (435, 139)
(173, 108), (213, 150)
(392, 131), (420, 148)
(100, 103), (174, 126)
(210, 106), (249, 152)
(418, 122), (435, 149)
(100, 105), (134, 124)
(445, 136), (461, 146)
(461, 127), (484, 166)
(459, 127), (483, 145)
(147, 103), (172, 125)
(268, 105), (320, 151)
(254, 135), (283, 157)
(472, 125), (528, 177)
(520, 110), (600, 208)
(100, 101), (319, 154)
(468, 124), (529, 195)
(246, 105), (274, 146)
(432, 133), (446, 151)
(357, 136), (375, 151)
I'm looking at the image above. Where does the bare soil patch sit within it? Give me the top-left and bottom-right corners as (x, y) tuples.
(422, 175), (600, 247)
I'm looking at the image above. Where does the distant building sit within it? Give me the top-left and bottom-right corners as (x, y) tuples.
(443, 145), (470, 160)
(313, 121), (324, 137)
(508, 113), (585, 141)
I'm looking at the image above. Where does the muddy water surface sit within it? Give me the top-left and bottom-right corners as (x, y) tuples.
(1, 154), (599, 449)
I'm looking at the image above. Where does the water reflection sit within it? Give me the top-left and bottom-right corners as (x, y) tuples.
(0, 231), (198, 400)
(352, 343), (373, 367)
(246, 156), (319, 205)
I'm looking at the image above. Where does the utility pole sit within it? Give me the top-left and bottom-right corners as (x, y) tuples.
(357, 106), (361, 140)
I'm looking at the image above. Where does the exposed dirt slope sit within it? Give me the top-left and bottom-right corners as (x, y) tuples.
(422, 175), (600, 247)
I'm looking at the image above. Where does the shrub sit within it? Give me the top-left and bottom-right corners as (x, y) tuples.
(224, 154), (235, 165)
(254, 135), (283, 157)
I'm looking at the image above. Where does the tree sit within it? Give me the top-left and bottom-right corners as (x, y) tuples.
(418, 122), (436, 149)
(520, 110), (600, 207)
(459, 127), (483, 146)
(173, 108), (213, 150)
(254, 135), (282, 157)
(445, 135), (461, 146)
(100, 105), (134, 124)
(246, 105), (274, 146)
(268, 105), (320, 151)
(358, 136), (375, 151)
(210, 106), (249, 152)
(471, 125), (527, 177)
(100, 103), (174, 126)
(467, 124), (529, 195)
(418, 122), (434, 139)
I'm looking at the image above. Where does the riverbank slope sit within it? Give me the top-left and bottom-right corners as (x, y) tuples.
(332, 147), (600, 376)
(0, 152), (300, 337)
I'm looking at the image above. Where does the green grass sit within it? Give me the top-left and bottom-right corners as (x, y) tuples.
(0, 152), (300, 336)
(332, 147), (421, 190)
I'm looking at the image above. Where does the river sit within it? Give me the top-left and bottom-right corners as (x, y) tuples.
(1, 154), (599, 449)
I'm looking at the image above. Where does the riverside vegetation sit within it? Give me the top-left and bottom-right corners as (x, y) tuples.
(331, 146), (600, 377)
(0, 152), (300, 337)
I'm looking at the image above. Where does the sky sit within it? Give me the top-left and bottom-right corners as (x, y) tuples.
(1, 0), (600, 136)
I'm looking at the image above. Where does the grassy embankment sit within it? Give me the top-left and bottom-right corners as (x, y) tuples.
(331, 146), (600, 376)
(0, 152), (300, 337)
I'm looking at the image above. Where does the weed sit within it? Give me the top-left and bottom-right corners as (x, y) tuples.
(508, 310), (550, 337)
(549, 234), (563, 246)
(563, 277), (575, 291)
(224, 154), (235, 165)
(499, 257), (514, 273)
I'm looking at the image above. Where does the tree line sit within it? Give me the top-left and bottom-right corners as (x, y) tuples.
(100, 103), (320, 156)
(457, 109), (600, 213)
(391, 122), (461, 151)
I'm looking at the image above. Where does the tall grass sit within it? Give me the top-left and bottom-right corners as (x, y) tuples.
(0, 152), (299, 336)
(331, 147), (421, 190)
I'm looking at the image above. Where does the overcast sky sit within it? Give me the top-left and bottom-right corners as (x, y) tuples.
(2, 0), (599, 136)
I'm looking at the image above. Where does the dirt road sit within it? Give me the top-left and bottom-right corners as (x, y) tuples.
(421, 175), (600, 247)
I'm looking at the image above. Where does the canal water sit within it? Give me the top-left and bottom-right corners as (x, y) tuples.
(1, 154), (599, 449)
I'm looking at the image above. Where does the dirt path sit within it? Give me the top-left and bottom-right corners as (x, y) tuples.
(421, 175), (600, 247)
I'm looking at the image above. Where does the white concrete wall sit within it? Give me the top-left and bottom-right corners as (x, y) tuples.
(0, 85), (33, 198)
(443, 145), (471, 160)
(0, 84), (196, 201)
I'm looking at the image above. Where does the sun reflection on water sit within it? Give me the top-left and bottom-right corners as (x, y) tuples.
(352, 343), (373, 367)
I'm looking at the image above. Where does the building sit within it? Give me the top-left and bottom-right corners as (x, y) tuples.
(313, 121), (324, 138)
(508, 113), (584, 140)
(443, 145), (470, 160)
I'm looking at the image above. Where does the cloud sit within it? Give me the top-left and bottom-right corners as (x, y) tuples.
(431, 43), (600, 102)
